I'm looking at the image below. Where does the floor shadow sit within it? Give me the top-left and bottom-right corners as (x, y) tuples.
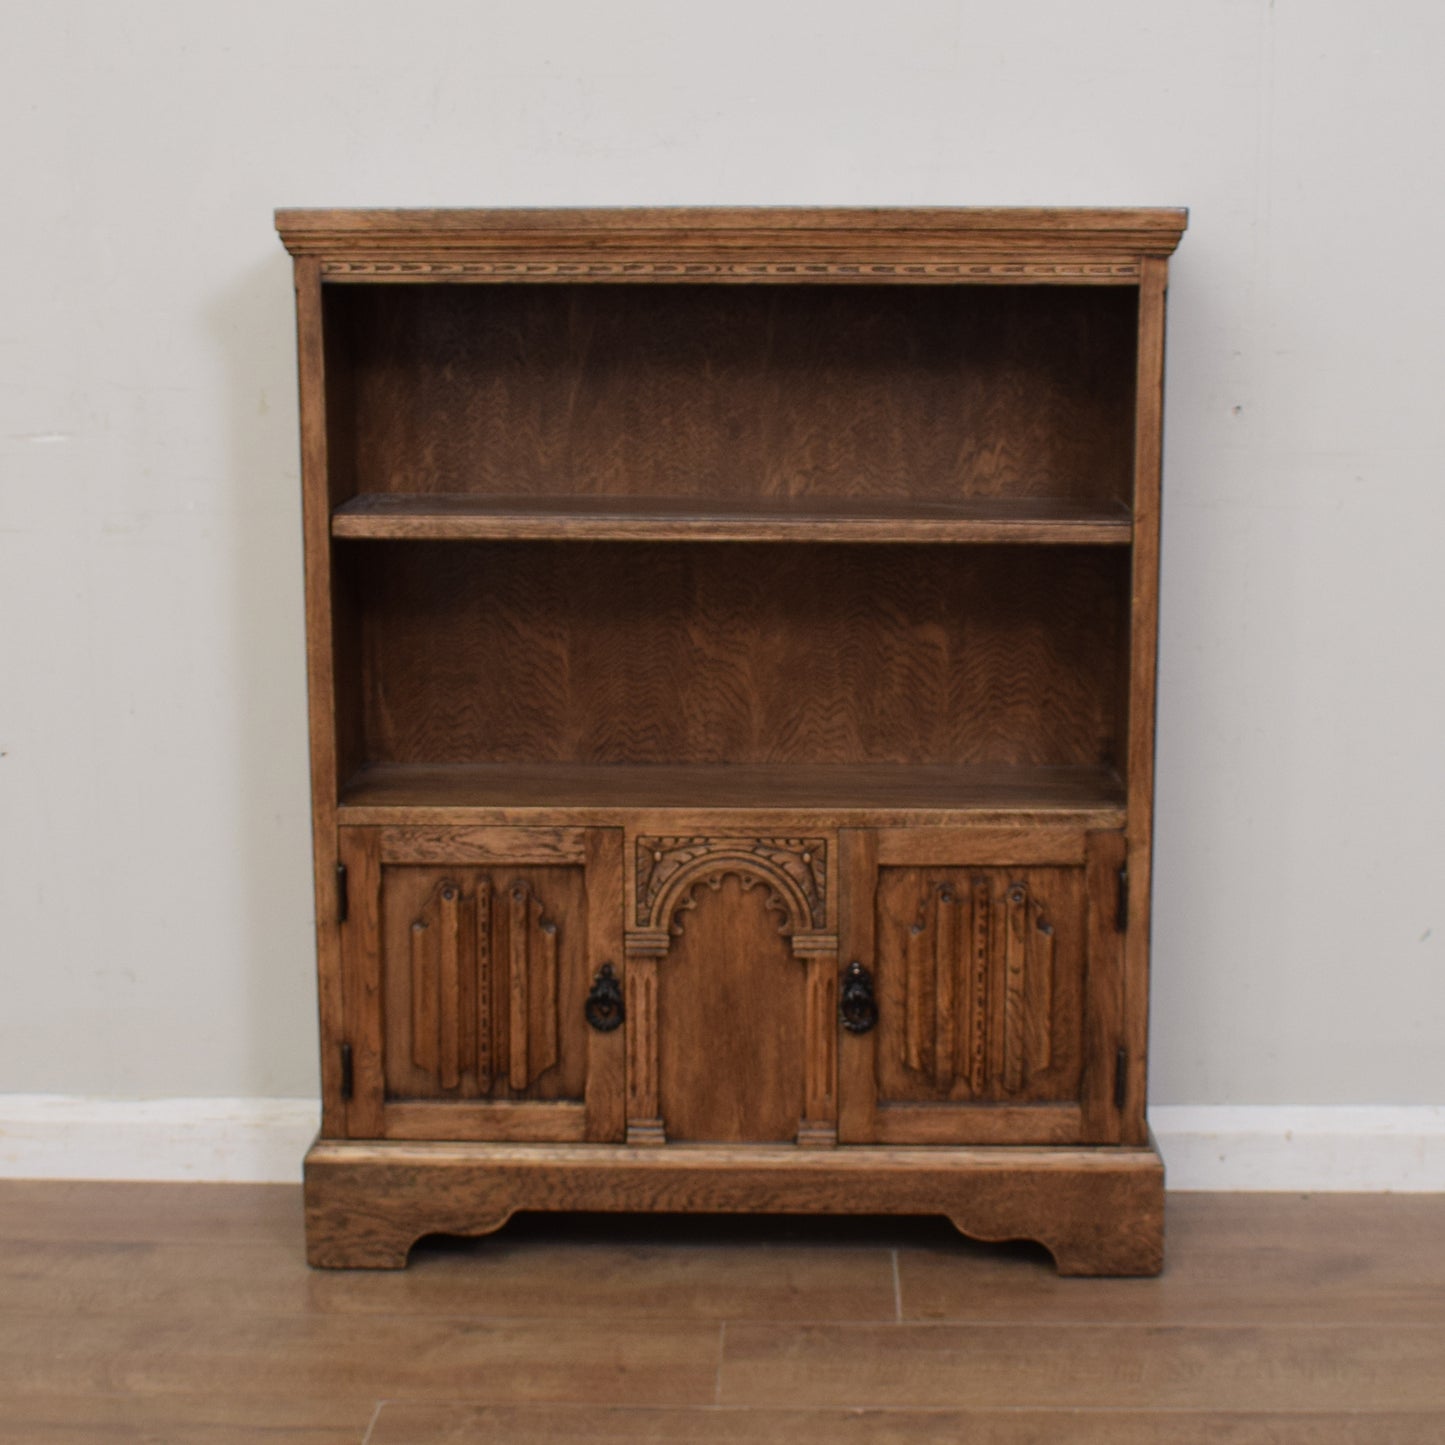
(410, 1211), (1056, 1268)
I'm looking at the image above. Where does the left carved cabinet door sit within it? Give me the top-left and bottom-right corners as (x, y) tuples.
(336, 826), (625, 1143)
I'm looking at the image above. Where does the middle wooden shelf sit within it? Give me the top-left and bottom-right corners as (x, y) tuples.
(331, 492), (1134, 545)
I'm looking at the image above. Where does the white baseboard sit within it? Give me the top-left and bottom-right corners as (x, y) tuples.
(0, 1096), (319, 1183)
(0, 1097), (1441, 1190)
(1149, 1105), (1445, 1191)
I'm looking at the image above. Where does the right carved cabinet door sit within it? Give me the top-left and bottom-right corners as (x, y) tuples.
(839, 828), (1128, 1146)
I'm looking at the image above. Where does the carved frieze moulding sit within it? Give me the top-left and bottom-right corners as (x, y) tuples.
(319, 260), (1142, 281)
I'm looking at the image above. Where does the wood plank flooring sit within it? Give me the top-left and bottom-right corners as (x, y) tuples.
(0, 1184), (1442, 1442)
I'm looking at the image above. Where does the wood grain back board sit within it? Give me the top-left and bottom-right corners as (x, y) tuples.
(322, 284), (1138, 505)
(343, 541), (1130, 771)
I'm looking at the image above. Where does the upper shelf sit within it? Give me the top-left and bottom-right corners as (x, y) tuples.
(331, 493), (1134, 545)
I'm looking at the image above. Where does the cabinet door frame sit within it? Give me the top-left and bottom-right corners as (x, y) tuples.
(337, 824), (624, 1143)
(838, 826), (1127, 1146)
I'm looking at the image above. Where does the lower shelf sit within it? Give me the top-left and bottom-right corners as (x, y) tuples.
(337, 762), (1127, 827)
(304, 1137), (1164, 1277)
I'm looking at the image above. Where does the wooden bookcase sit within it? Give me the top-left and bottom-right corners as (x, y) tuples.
(277, 207), (1186, 1275)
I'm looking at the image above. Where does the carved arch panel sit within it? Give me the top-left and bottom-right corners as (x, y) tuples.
(635, 836), (827, 937)
(626, 834), (838, 1147)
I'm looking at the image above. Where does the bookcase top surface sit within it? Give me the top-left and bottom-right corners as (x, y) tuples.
(275, 206), (1187, 271)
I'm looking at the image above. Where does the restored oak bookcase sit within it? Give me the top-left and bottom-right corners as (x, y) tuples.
(277, 207), (1186, 1275)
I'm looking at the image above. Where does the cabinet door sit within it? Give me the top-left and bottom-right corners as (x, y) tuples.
(839, 828), (1125, 1145)
(338, 826), (624, 1142)
(624, 832), (838, 1146)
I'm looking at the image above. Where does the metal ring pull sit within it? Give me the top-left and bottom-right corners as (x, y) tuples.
(839, 961), (878, 1034)
(584, 963), (625, 1032)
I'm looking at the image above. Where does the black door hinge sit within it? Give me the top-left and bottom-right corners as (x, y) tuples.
(1114, 1046), (1128, 1112)
(336, 861), (349, 924)
(1115, 864), (1129, 932)
(339, 1042), (354, 1101)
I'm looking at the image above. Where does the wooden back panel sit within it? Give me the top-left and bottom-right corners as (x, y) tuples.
(323, 284), (1138, 505)
(344, 541), (1129, 770)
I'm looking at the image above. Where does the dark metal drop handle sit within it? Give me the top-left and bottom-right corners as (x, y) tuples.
(839, 961), (878, 1034)
(584, 963), (625, 1032)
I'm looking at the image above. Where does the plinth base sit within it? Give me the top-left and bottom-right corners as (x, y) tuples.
(304, 1137), (1164, 1277)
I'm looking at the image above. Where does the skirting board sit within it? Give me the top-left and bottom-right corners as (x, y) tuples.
(0, 1097), (1441, 1191)
(0, 1097), (320, 1184)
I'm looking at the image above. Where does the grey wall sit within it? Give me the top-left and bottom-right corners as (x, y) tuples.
(1, 0), (1441, 1104)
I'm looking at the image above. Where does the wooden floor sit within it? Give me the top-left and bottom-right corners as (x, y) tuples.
(0, 1184), (1442, 1442)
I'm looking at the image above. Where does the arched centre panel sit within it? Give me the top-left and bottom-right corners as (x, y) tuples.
(656, 874), (807, 1143)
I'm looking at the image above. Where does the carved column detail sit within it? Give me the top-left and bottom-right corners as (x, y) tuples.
(624, 957), (664, 1145)
(507, 880), (559, 1092)
(933, 884), (957, 1091)
(798, 951), (839, 1147)
(408, 887), (441, 1077)
(409, 879), (467, 1083)
(507, 884), (530, 1090)
(967, 876), (991, 1094)
(437, 882), (462, 1089)
(905, 882), (963, 1090)
(1028, 906), (1055, 1075)
(1002, 885), (1030, 1094)
(905, 891), (935, 1077)
(473, 879), (493, 1092)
